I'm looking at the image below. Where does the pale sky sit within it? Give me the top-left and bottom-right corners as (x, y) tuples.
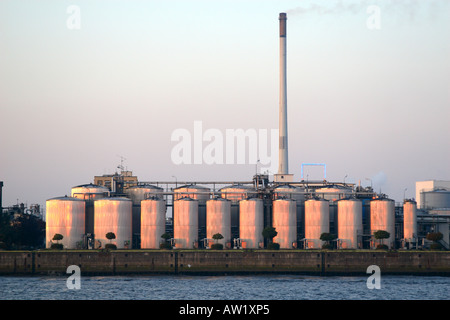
(0, 0), (449, 207)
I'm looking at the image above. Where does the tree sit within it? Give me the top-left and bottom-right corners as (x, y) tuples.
(211, 233), (224, 250)
(212, 233), (224, 243)
(262, 227), (279, 250)
(374, 230), (390, 250)
(53, 233), (63, 243)
(320, 233), (336, 249)
(105, 232), (117, 250)
(160, 233), (172, 249)
(426, 232), (443, 250)
(51, 234), (64, 250)
(106, 232), (116, 242)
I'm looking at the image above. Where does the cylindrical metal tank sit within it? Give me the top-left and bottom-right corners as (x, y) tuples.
(94, 197), (132, 249)
(173, 197), (199, 249)
(71, 184), (109, 201)
(315, 185), (353, 201)
(272, 198), (297, 249)
(421, 189), (450, 210)
(141, 198), (166, 249)
(219, 184), (256, 240)
(403, 200), (417, 241)
(337, 198), (363, 249)
(125, 184), (164, 248)
(273, 185), (305, 202)
(45, 197), (85, 249)
(304, 198), (330, 249)
(219, 184), (256, 202)
(273, 184), (306, 240)
(206, 198), (231, 248)
(71, 184), (110, 236)
(174, 184), (210, 202)
(174, 185), (210, 244)
(125, 184), (164, 205)
(239, 198), (264, 249)
(370, 198), (395, 249)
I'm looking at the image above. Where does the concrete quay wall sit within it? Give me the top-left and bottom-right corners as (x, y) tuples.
(0, 250), (449, 276)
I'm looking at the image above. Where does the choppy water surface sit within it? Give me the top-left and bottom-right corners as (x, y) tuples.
(1, 275), (449, 300)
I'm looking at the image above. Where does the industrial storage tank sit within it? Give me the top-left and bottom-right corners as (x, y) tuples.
(272, 198), (297, 249)
(206, 198), (231, 248)
(174, 184), (210, 202)
(219, 184), (256, 202)
(315, 185), (353, 201)
(337, 198), (363, 249)
(239, 198), (264, 249)
(141, 198), (166, 249)
(71, 184), (110, 236)
(71, 184), (109, 200)
(173, 197), (199, 249)
(219, 184), (256, 239)
(304, 198), (330, 249)
(403, 200), (417, 241)
(125, 184), (164, 248)
(125, 184), (164, 205)
(370, 198), (395, 249)
(273, 185), (305, 202)
(46, 196), (86, 249)
(273, 184), (306, 240)
(174, 184), (210, 243)
(421, 189), (450, 210)
(94, 197), (132, 249)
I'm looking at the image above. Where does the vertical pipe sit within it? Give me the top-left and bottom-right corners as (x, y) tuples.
(278, 13), (288, 175)
(0, 181), (3, 212)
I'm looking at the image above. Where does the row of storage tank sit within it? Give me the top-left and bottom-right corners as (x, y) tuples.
(46, 183), (418, 250)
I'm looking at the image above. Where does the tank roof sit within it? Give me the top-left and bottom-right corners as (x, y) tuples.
(47, 196), (85, 201)
(174, 184), (210, 190)
(175, 196), (198, 201)
(130, 184), (163, 189)
(219, 184), (254, 190)
(72, 183), (107, 189)
(94, 197), (131, 201)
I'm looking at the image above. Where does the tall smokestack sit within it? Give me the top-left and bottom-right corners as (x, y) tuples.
(278, 12), (288, 176)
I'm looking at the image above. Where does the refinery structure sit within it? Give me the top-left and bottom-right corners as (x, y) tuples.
(31, 13), (450, 252)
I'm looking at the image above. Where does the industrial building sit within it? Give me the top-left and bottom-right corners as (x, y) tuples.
(44, 173), (450, 251)
(44, 13), (450, 252)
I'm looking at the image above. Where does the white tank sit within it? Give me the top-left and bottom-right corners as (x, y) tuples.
(273, 185), (305, 202)
(304, 198), (330, 249)
(140, 198), (166, 249)
(173, 197), (199, 249)
(125, 185), (164, 205)
(94, 197), (132, 249)
(219, 184), (256, 203)
(239, 198), (264, 249)
(219, 184), (255, 240)
(206, 198), (231, 247)
(272, 198), (297, 249)
(337, 198), (363, 249)
(315, 185), (353, 201)
(403, 200), (417, 241)
(370, 198), (395, 248)
(174, 185), (210, 203)
(45, 197), (85, 249)
(71, 184), (109, 201)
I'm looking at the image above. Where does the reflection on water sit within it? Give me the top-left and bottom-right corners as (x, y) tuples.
(0, 275), (449, 300)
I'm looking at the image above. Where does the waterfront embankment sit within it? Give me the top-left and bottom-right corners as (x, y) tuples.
(0, 250), (449, 276)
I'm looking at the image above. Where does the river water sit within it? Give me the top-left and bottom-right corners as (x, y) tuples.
(0, 274), (449, 300)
